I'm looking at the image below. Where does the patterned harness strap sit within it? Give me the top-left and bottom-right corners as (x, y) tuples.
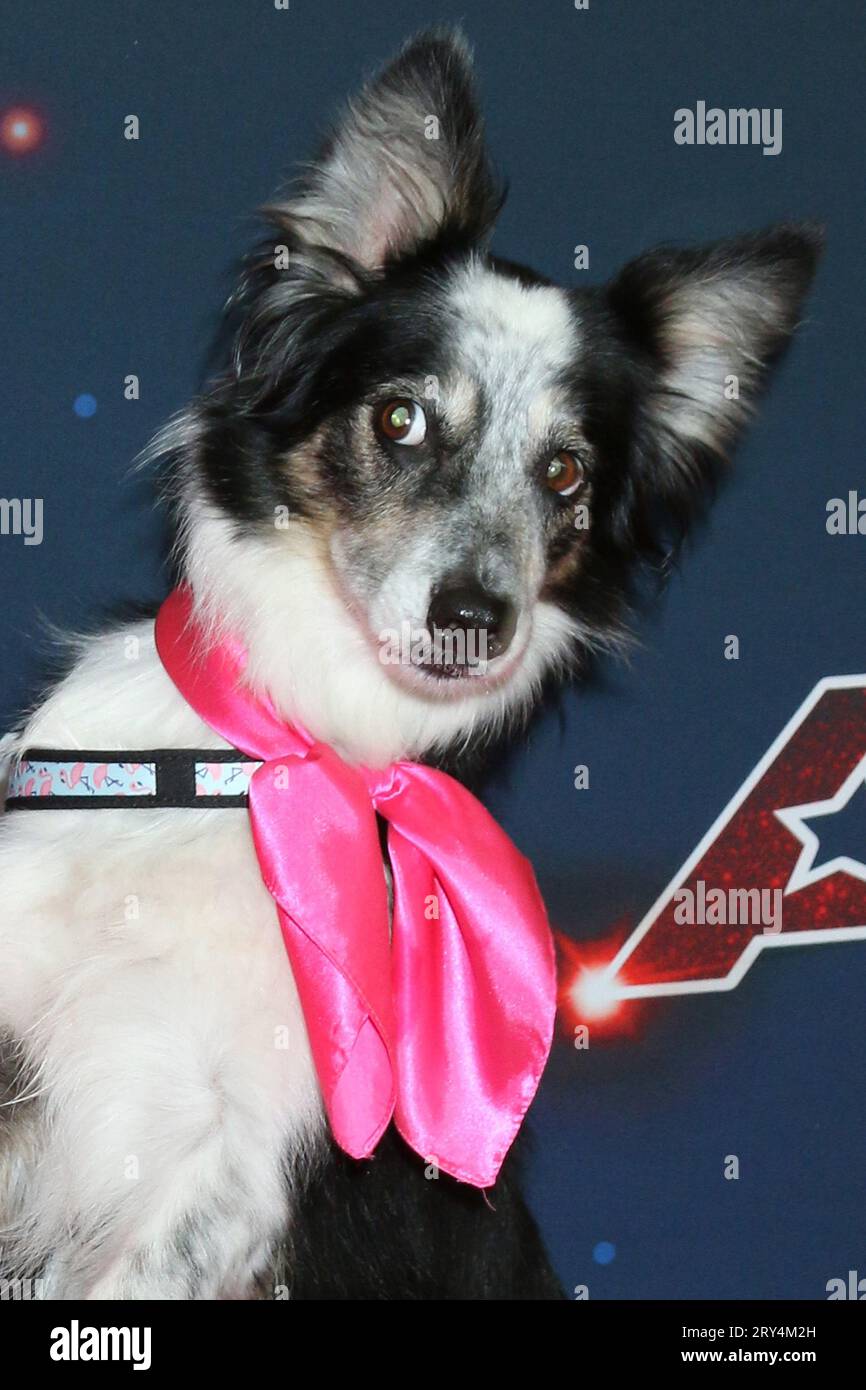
(4, 748), (262, 809)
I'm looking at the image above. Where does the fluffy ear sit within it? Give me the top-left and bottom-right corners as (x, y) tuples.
(607, 223), (823, 528)
(268, 27), (502, 272)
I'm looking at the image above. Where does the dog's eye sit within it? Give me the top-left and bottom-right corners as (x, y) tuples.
(545, 450), (584, 496)
(377, 398), (427, 446)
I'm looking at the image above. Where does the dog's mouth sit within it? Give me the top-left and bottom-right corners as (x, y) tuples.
(375, 616), (531, 699)
(417, 658), (481, 680)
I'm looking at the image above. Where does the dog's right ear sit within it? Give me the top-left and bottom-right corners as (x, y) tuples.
(264, 27), (502, 274)
(603, 222), (823, 551)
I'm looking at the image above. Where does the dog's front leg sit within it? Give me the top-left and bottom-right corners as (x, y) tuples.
(1, 782), (323, 1300)
(0, 930), (320, 1301)
(11, 1009), (311, 1302)
(3, 1034), (296, 1300)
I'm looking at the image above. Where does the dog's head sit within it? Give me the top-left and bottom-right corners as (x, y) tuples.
(167, 29), (820, 764)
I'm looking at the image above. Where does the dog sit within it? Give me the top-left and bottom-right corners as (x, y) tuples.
(0, 28), (820, 1299)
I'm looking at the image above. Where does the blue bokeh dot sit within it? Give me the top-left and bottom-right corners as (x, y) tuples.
(73, 393), (97, 418)
(593, 1241), (616, 1265)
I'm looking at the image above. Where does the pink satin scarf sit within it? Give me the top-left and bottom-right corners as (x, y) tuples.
(155, 587), (555, 1187)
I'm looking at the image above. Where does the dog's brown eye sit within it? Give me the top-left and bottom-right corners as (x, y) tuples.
(545, 450), (584, 496)
(377, 398), (427, 446)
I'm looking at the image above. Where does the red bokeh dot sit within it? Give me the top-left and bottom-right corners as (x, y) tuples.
(1, 106), (45, 155)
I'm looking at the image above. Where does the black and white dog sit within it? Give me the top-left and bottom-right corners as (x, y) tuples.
(0, 29), (820, 1299)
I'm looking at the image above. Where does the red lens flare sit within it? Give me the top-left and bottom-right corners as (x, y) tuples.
(1, 107), (45, 156)
(556, 925), (644, 1040)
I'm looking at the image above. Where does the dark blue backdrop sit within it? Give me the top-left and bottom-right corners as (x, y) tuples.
(2, 0), (863, 1299)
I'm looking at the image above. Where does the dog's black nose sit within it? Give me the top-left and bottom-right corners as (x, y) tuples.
(427, 578), (517, 662)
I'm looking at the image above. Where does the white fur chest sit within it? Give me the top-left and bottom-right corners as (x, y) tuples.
(0, 622), (323, 1297)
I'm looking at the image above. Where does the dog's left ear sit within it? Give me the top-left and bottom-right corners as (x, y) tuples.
(269, 27), (501, 272)
(606, 223), (823, 532)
